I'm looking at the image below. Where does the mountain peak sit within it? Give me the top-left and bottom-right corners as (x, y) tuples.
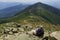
(34, 2), (43, 5)
(35, 2), (42, 4)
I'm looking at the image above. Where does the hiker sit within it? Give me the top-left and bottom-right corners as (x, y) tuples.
(27, 26), (44, 37)
(35, 27), (44, 37)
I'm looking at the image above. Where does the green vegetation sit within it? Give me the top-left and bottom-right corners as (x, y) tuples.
(0, 2), (60, 25)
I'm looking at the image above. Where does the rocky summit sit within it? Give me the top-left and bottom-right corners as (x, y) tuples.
(0, 22), (60, 40)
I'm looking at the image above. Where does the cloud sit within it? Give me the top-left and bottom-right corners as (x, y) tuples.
(0, 0), (34, 2)
(0, 0), (56, 2)
(0, 0), (60, 4)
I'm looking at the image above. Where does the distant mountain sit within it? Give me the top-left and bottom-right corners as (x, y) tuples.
(0, 2), (21, 9)
(0, 4), (30, 18)
(0, 2), (60, 25)
(31, 2), (60, 16)
(34, 2), (60, 16)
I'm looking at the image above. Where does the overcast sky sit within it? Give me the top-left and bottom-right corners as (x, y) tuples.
(0, 0), (60, 5)
(0, 0), (60, 9)
(0, 0), (59, 3)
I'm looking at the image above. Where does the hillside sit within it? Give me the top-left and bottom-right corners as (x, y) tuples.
(0, 2), (60, 25)
(35, 2), (60, 16)
(0, 4), (29, 18)
(0, 2), (21, 9)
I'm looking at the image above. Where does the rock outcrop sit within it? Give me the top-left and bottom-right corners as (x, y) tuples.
(50, 31), (60, 40)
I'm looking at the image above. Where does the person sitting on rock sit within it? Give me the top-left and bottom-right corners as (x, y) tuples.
(35, 27), (44, 37)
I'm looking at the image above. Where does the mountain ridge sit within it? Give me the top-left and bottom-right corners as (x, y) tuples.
(0, 4), (29, 18)
(0, 2), (60, 25)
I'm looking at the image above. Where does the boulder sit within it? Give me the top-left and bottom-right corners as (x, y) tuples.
(4, 28), (10, 32)
(9, 31), (13, 35)
(18, 28), (24, 32)
(50, 31), (60, 40)
(48, 36), (57, 40)
(3, 28), (10, 34)
(42, 36), (48, 40)
(27, 29), (36, 35)
(15, 23), (21, 27)
(42, 36), (57, 40)
(11, 28), (18, 33)
(12, 28), (17, 31)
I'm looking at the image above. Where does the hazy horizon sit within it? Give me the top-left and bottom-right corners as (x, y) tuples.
(0, 0), (60, 9)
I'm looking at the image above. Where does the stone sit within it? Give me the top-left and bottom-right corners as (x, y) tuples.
(27, 29), (36, 35)
(4, 28), (10, 32)
(50, 31), (60, 40)
(18, 28), (24, 32)
(42, 36), (48, 40)
(42, 36), (57, 40)
(9, 31), (13, 35)
(12, 28), (17, 32)
(3, 28), (10, 34)
(11, 28), (18, 33)
(15, 23), (21, 27)
(48, 36), (57, 40)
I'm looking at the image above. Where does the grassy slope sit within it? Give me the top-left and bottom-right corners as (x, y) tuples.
(0, 2), (60, 25)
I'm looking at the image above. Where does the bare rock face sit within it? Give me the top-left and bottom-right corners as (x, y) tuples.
(0, 22), (60, 40)
(28, 29), (36, 35)
(50, 31), (60, 40)
(0, 33), (40, 40)
(42, 36), (57, 40)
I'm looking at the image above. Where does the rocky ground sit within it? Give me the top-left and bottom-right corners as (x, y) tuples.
(0, 22), (60, 40)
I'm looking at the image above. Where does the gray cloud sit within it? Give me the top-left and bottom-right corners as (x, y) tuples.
(0, 0), (59, 2)
(0, 0), (60, 9)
